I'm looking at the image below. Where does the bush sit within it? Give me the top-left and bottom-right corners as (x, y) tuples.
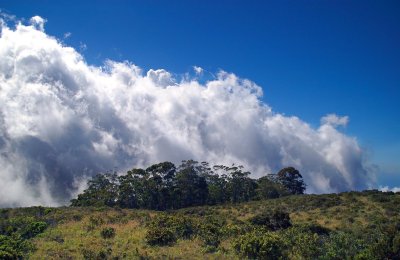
(282, 226), (323, 259)
(0, 234), (32, 259)
(82, 247), (112, 259)
(100, 227), (115, 239)
(250, 210), (291, 231)
(196, 216), (225, 250)
(145, 226), (176, 246)
(145, 214), (193, 246)
(86, 216), (104, 232)
(321, 231), (359, 259)
(20, 221), (48, 239)
(232, 230), (286, 259)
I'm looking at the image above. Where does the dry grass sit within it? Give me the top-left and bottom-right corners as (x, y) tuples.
(17, 191), (399, 259)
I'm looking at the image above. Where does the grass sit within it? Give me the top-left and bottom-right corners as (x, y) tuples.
(1, 190), (398, 259)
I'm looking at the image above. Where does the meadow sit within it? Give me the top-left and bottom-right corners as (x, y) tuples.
(1, 190), (399, 259)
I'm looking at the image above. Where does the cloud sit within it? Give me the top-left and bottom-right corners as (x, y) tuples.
(379, 186), (400, 193)
(0, 16), (376, 207)
(193, 66), (203, 75)
(29, 16), (46, 31)
(321, 114), (349, 127)
(63, 32), (71, 39)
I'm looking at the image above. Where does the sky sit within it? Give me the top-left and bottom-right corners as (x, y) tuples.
(0, 1), (399, 206)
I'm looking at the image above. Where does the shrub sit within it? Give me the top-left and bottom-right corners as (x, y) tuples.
(196, 216), (225, 250)
(250, 210), (291, 231)
(320, 230), (389, 260)
(232, 230), (286, 259)
(100, 227), (116, 239)
(86, 215), (104, 232)
(282, 226), (324, 259)
(20, 221), (48, 239)
(0, 234), (32, 259)
(145, 226), (176, 246)
(82, 247), (112, 259)
(170, 215), (194, 239)
(145, 214), (192, 246)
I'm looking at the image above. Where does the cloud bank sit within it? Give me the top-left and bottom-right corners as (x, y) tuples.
(0, 17), (375, 207)
(379, 186), (400, 193)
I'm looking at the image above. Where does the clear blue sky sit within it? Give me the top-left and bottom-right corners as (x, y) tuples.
(1, 0), (399, 186)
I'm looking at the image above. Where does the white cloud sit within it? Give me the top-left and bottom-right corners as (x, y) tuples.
(379, 186), (400, 193)
(321, 114), (349, 127)
(0, 16), (376, 207)
(29, 15), (46, 31)
(193, 66), (203, 75)
(63, 32), (71, 39)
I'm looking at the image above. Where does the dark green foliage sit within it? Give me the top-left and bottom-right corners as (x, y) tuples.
(196, 216), (225, 250)
(173, 160), (209, 208)
(100, 227), (116, 239)
(0, 234), (33, 259)
(205, 173), (228, 205)
(145, 213), (226, 251)
(20, 221), (47, 239)
(70, 172), (119, 207)
(250, 210), (292, 231)
(70, 161), (305, 210)
(0, 215), (47, 258)
(276, 167), (306, 194)
(319, 230), (390, 260)
(213, 164), (257, 203)
(145, 214), (194, 246)
(232, 230), (286, 259)
(0, 217), (47, 239)
(256, 176), (289, 199)
(145, 215), (178, 246)
(391, 233), (400, 258)
(281, 225), (325, 258)
(82, 247), (113, 259)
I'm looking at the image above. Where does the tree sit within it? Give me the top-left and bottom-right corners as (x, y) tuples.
(205, 173), (228, 205)
(70, 172), (118, 207)
(117, 169), (146, 208)
(256, 176), (289, 199)
(173, 160), (208, 208)
(221, 165), (257, 203)
(146, 162), (176, 210)
(276, 167), (306, 195)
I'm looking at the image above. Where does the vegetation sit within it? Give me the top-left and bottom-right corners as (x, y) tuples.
(1, 161), (399, 259)
(71, 160), (304, 210)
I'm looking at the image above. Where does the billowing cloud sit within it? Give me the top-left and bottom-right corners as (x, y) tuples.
(0, 17), (375, 207)
(29, 15), (46, 31)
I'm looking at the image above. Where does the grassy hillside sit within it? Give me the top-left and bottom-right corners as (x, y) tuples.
(1, 190), (400, 259)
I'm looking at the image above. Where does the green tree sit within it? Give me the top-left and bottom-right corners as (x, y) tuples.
(256, 176), (289, 199)
(223, 165), (257, 203)
(70, 172), (118, 207)
(276, 167), (306, 195)
(205, 173), (229, 205)
(173, 160), (208, 208)
(145, 162), (176, 210)
(117, 168), (146, 208)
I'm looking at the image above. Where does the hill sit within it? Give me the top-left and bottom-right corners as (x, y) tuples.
(1, 190), (399, 259)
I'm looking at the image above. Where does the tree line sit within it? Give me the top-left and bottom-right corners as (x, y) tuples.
(70, 160), (306, 210)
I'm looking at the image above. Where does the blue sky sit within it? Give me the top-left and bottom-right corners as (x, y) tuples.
(1, 1), (399, 187)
